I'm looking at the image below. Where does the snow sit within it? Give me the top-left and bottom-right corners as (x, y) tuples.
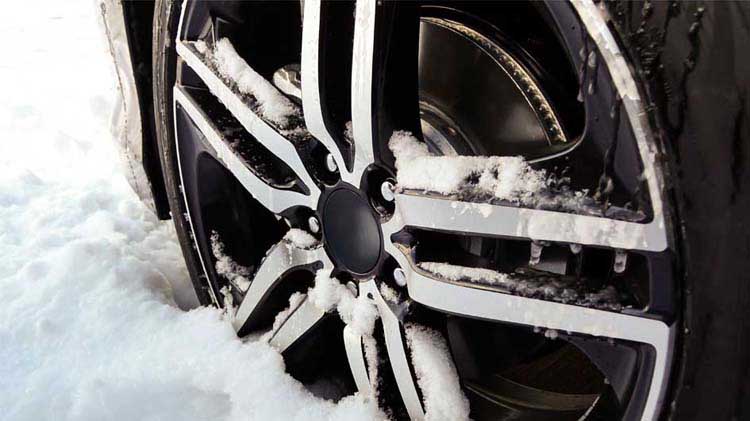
(269, 291), (307, 335)
(211, 231), (252, 292)
(344, 121), (354, 141)
(613, 249), (628, 273)
(544, 329), (560, 340)
(0, 2), (381, 420)
(419, 262), (511, 286)
(389, 131), (546, 204)
(419, 262), (624, 311)
(363, 336), (380, 393)
(378, 283), (401, 304)
(405, 324), (470, 421)
(308, 271), (379, 337)
(220, 285), (237, 316)
(282, 228), (319, 249)
(529, 241), (544, 265)
(196, 38), (298, 127)
(389, 131), (599, 214)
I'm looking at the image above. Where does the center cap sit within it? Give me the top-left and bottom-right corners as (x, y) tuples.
(322, 188), (383, 275)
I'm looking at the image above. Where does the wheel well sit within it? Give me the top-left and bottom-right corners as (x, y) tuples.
(123, 0), (171, 219)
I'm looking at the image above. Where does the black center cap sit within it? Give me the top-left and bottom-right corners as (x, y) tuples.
(322, 188), (382, 275)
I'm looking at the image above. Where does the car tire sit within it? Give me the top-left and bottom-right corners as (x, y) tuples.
(151, 1), (750, 420)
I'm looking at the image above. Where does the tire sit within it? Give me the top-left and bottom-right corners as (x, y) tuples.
(605, 2), (750, 420)
(153, 0), (214, 305)
(151, 1), (750, 420)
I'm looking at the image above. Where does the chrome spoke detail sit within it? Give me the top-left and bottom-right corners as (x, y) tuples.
(571, 0), (670, 254)
(174, 86), (313, 213)
(396, 258), (673, 421)
(232, 241), (329, 334)
(301, 0), (351, 182)
(395, 193), (667, 252)
(175, 41), (320, 203)
(383, 208), (673, 420)
(350, 0), (378, 183)
(382, 211), (410, 272)
(344, 325), (373, 397)
(360, 280), (425, 420)
(268, 295), (327, 353)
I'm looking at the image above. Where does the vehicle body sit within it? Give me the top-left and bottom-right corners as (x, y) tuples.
(101, 0), (169, 219)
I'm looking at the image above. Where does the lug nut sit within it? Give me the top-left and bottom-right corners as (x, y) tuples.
(393, 268), (407, 287)
(308, 216), (320, 234)
(380, 180), (395, 202)
(325, 153), (337, 172)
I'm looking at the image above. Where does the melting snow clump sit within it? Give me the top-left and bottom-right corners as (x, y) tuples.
(211, 231), (252, 292)
(419, 261), (625, 311)
(282, 228), (319, 249)
(193, 38), (298, 127)
(389, 131), (602, 214)
(405, 324), (471, 421)
(308, 271), (379, 337)
(378, 283), (401, 304)
(544, 329), (559, 340)
(268, 292), (307, 335)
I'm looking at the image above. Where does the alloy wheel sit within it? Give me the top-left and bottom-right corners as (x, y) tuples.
(168, 1), (677, 419)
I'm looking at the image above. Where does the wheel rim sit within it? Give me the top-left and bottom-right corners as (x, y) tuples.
(169, 1), (677, 420)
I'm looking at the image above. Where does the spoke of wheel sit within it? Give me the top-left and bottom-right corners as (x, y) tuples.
(392, 257), (673, 421)
(174, 86), (314, 213)
(394, 192), (668, 252)
(360, 280), (425, 420)
(571, 0), (669, 253)
(343, 325), (373, 397)
(349, 0), (378, 183)
(175, 41), (320, 203)
(301, 0), (351, 181)
(268, 295), (327, 353)
(232, 242), (328, 335)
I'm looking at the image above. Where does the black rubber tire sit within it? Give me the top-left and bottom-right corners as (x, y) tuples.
(150, 0), (750, 419)
(606, 1), (750, 420)
(152, 0), (214, 306)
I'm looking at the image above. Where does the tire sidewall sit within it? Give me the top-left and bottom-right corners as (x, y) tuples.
(152, 0), (214, 306)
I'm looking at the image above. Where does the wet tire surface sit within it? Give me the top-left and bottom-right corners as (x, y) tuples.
(608, 1), (750, 420)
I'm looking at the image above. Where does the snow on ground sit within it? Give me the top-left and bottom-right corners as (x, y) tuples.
(0, 1), (381, 420)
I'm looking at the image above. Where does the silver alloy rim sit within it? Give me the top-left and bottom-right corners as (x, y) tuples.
(171, 1), (676, 419)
